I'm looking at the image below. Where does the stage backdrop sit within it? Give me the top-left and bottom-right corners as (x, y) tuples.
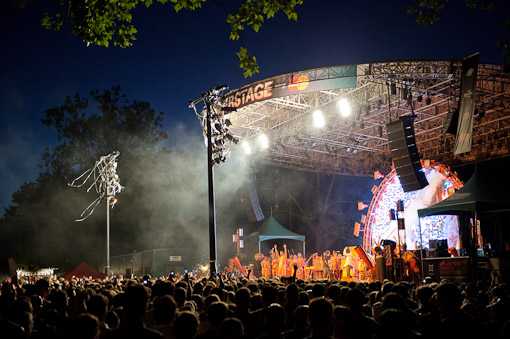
(363, 161), (464, 251)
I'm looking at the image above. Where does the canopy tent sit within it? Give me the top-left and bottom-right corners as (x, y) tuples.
(417, 170), (510, 281)
(418, 171), (510, 218)
(247, 216), (306, 255)
(61, 262), (105, 280)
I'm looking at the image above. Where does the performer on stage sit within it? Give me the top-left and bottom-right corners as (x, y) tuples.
(313, 253), (323, 279)
(288, 254), (297, 277)
(330, 251), (342, 280)
(402, 244), (420, 283)
(274, 244), (288, 277)
(343, 247), (354, 278)
(296, 253), (305, 280)
(322, 250), (331, 279)
(271, 252), (279, 279)
(261, 256), (272, 279)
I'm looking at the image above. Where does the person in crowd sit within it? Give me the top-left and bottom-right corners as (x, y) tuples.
(307, 297), (334, 338)
(173, 310), (199, 339)
(103, 283), (163, 338)
(3, 264), (510, 339)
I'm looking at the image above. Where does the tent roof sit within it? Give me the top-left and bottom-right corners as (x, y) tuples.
(418, 171), (510, 218)
(61, 262), (105, 280)
(248, 216), (305, 242)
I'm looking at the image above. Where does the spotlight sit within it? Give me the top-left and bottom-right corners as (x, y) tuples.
(258, 134), (269, 149)
(417, 95), (423, 103)
(346, 147), (352, 153)
(338, 98), (351, 117)
(221, 106), (237, 113)
(475, 109), (485, 120)
(225, 134), (239, 144)
(426, 96), (432, 105)
(242, 141), (251, 155)
(313, 110), (325, 128)
(401, 87), (408, 100)
(390, 83), (397, 96)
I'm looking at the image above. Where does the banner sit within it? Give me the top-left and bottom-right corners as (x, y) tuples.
(454, 53), (479, 155)
(225, 65), (357, 109)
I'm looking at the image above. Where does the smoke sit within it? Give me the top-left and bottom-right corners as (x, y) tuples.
(102, 119), (251, 268)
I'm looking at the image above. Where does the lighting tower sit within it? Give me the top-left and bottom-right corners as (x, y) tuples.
(189, 85), (239, 276)
(69, 151), (123, 277)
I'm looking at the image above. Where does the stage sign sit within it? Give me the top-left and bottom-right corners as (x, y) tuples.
(169, 256), (182, 262)
(454, 53), (479, 155)
(225, 65), (357, 109)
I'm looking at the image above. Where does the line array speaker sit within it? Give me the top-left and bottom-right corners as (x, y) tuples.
(443, 109), (459, 134)
(386, 116), (429, 192)
(242, 171), (265, 222)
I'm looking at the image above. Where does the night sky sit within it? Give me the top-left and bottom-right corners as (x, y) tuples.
(1, 0), (509, 213)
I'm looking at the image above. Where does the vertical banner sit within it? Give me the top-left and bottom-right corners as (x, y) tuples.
(454, 53), (479, 155)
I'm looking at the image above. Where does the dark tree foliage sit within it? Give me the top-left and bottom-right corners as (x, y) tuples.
(11, 0), (304, 77)
(10, 0), (510, 78)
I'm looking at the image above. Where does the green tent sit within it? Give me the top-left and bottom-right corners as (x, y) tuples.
(418, 171), (510, 218)
(417, 170), (510, 281)
(248, 216), (306, 254)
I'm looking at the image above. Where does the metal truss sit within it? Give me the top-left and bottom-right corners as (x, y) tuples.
(228, 61), (510, 176)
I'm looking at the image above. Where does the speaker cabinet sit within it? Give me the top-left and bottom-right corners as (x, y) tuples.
(386, 116), (428, 192)
(443, 109), (459, 134)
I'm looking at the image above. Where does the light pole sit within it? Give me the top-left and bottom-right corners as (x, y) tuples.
(190, 86), (238, 276)
(69, 151), (123, 277)
(205, 99), (217, 275)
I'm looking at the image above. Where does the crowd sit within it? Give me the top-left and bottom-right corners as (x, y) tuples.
(1, 272), (510, 339)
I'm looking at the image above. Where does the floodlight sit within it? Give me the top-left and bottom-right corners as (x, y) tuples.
(242, 141), (252, 155)
(313, 110), (325, 128)
(258, 134), (269, 149)
(338, 99), (351, 117)
(226, 133), (239, 144)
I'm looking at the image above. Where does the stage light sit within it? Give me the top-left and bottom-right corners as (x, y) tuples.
(373, 171), (384, 180)
(417, 95), (423, 103)
(258, 134), (269, 149)
(221, 106), (237, 113)
(338, 98), (351, 117)
(426, 96), (432, 105)
(390, 83), (397, 96)
(353, 149), (358, 154)
(242, 141), (252, 155)
(225, 133), (239, 144)
(313, 110), (325, 128)
(346, 147), (352, 153)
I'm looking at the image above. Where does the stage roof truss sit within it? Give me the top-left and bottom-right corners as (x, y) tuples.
(228, 61), (510, 176)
